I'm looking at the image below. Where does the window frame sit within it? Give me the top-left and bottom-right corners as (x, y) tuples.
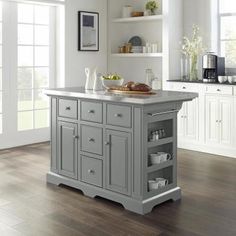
(218, 0), (236, 71)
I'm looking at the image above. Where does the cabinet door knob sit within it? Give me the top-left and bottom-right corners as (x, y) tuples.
(216, 120), (219, 123)
(88, 138), (95, 142)
(217, 89), (221, 92)
(73, 135), (79, 139)
(114, 113), (122, 118)
(88, 110), (95, 114)
(66, 106), (71, 110)
(182, 87), (186, 89)
(88, 169), (95, 174)
(105, 142), (110, 146)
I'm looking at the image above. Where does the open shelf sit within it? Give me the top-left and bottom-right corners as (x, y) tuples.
(146, 183), (175, 198)
(148, 137), (173, 148)
(112, 15), (163, 23)
(111, 53), (163, 58)
(147, 160), (174, 173)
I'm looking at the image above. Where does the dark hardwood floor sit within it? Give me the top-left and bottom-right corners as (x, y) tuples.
(0, 143), (236, 236)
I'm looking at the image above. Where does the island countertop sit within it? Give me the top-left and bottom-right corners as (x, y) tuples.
(45, 87), (198, 105)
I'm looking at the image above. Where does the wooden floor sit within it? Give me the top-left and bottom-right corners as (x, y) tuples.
(0, 143), (236, 236)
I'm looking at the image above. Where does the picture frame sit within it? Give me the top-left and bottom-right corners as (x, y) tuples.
(78, 11), (99, 51)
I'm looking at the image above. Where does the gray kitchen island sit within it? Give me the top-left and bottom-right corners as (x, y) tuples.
(45, 87), (197, 214)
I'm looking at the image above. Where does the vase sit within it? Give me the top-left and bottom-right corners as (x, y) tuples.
(189, 54), (198, 81)
(180, 55), (189, 81)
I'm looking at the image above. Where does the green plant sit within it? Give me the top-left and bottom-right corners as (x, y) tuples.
(146, 1), (158, 13)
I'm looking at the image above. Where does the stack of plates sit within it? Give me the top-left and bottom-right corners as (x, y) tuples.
(131, 46), (143, 53)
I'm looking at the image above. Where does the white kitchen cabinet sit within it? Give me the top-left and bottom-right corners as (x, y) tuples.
(166, 81), (236, 158)
(178, 98), (199, 141)
(206, 95), (233, 147)
(205, 96), (219, 144)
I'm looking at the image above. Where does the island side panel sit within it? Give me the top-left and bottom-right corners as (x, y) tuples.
(132, 107), (144, 200)
(51, 97), (58, 173)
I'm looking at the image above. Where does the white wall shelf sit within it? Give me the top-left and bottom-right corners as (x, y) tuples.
(112, 15), (163, 23)
(111, 53), (163, 58)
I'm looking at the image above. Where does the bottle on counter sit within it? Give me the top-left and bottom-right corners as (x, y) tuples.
(145, 69), (154, 87)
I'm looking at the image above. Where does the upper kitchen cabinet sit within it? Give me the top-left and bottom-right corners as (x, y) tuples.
(107, 0), (183, 84)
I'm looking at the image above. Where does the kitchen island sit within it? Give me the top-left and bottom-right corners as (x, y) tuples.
(45, 87), (197, 214)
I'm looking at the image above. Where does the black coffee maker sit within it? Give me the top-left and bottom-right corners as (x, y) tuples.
(202, 53), (225, 83)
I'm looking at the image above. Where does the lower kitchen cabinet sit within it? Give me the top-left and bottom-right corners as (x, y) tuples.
(166, 81), (236, 157)
(178, 98), (199, 141)
(58, 121), (78, 179)
(206, 95), (233, 146)
(105, 129), (132, 196)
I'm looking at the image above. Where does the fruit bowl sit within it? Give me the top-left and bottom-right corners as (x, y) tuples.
(101, 75), (124, 89)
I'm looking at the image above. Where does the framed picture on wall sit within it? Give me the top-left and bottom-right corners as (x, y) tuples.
(78, 11), (99, 51)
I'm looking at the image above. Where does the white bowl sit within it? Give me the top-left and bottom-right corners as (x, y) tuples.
(101, 78), (124, 89)
(218, 76), (228, 84)
(228, 76), (236, 84)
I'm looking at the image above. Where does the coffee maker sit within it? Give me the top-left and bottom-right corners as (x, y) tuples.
(202, 53), (225, 83)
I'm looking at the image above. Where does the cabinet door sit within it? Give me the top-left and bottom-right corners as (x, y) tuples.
(205, 96), (219, 144)
(58, 121), (78, 179)
(185, 98), (198, 140)
(219, 97), (233, 146)
(177, 103), (185, 137)
(105, 130), (131, 196)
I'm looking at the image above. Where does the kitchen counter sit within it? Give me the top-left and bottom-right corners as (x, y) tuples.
(45, 87), (197, 214)
(167, 80), (236, 86)
(45, 87), (197, 105)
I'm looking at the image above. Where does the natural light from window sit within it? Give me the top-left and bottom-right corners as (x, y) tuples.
(219, 0), (236, 68)
(0, 2), (2, 134)
(17, 3), (50, 131)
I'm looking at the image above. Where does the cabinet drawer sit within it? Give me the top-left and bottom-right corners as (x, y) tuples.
(167, 82), (199, 92)
(81, 155), (102, 187)
(106, 104), (131, 128)
(206, 85), (233, 95)
(58, 99), (78, 119)
(81, 101), (102, 123)
(81, 125), (103, 155)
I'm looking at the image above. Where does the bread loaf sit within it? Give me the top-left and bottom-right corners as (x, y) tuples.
(131, 83), (151, 92)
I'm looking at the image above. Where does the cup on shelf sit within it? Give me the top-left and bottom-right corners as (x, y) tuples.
(155, 178), (169, 188)
(149, 152), (172, 165)
(122, 5), (132, 18)
(157, 152), (172, 162)
(151, 43), (158, 53)
(148, 180), (159, 191)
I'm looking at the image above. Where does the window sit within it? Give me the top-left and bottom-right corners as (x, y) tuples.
(0, 2), (2, 134)
(219, 0), (236, 68)
(0, 0), (61, 149)
(17, 3), (51, 131)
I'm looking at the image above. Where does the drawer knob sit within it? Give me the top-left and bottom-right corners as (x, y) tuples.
(88, 110), (95, 114)
(217, 89), (221, 92)
(114, 113), (122, 118)
(88, 169), (95, 175)
(88, 138), (95, 142)
(66, 106), (71, 110)
(182, 87), (186, 89)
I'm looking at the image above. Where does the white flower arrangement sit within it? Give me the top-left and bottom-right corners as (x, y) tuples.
(181, 25), (204, 57)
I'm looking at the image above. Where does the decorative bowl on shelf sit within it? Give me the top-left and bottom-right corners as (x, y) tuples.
(101, 76), (124, 89)
(131, 12), (144, 17)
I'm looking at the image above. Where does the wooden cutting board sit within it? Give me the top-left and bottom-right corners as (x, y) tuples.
(108, 89), (156, 95)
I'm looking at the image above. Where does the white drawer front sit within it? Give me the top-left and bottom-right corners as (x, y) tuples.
(167, 82), (199, 92)
(206, 85), (233, 95)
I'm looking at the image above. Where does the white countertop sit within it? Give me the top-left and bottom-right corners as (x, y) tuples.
(45, 87), (198, 105)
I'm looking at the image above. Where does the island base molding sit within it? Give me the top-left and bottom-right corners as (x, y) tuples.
(47, 172), (181, 215)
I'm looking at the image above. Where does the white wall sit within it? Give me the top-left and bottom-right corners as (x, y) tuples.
(183, 0), (215, 52)
(65, 0), (107, 87)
